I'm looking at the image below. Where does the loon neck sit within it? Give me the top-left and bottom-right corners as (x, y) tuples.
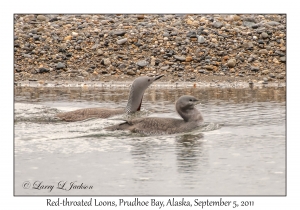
(125, 84), (144, 113)
(177, 107), (203, 122)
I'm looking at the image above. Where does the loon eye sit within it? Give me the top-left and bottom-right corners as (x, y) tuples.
(148, 79), (150, 82)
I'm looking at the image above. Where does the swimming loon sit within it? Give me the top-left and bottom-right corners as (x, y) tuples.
(55, 75), (164, 122)
(105, 95), (203, 135)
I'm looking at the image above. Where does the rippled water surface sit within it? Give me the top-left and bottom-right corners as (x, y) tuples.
(14, 85), (286, 195)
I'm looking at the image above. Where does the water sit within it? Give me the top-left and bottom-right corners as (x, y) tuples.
(14, 85), (286, 195)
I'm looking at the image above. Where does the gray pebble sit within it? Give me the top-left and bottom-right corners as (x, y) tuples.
(91, 44), (100, 50)
(103, 58), (111, 66)
(81, 71), (89, 77)
(97, 49), (103, 55)
(163, 32), (170, 37)
(243, 21), (256, 28)
(197, 36), (205, 44)
(173, 55), (186, 61)
(127, 70), (136, 75)
(275, 50), (285, 56)
(38, 68), (50, 73)
(137, 60), (148, 67)
(250, 66), (260, 71)
(227, 59), (236, 68)
(280, 56), (286, 62)
(213, 21), (223, 28)
(266, 21), (280, 26)
(259, 49), (268, 54)
(262, 70), (269, 74)
(261, 32), (269, 39)
(37, 15), (47, 21)
(114, 30), (126, 36)
(161, 66), (169, 70)
(277, 74), (284, 79)
(269, 73), (276, 78)
(56, 62), (66, 69)
(23, 54), (31, 58)
(117, 38), (127, 45)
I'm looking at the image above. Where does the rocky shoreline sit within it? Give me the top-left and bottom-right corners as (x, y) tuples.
(14, 14), (286, 86)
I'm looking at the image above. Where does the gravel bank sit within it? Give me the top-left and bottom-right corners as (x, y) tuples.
(14, 14), (286, 86)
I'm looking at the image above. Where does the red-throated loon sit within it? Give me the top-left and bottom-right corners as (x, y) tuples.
(55, 75), (163, 122)
(105, 95), (204, 135)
